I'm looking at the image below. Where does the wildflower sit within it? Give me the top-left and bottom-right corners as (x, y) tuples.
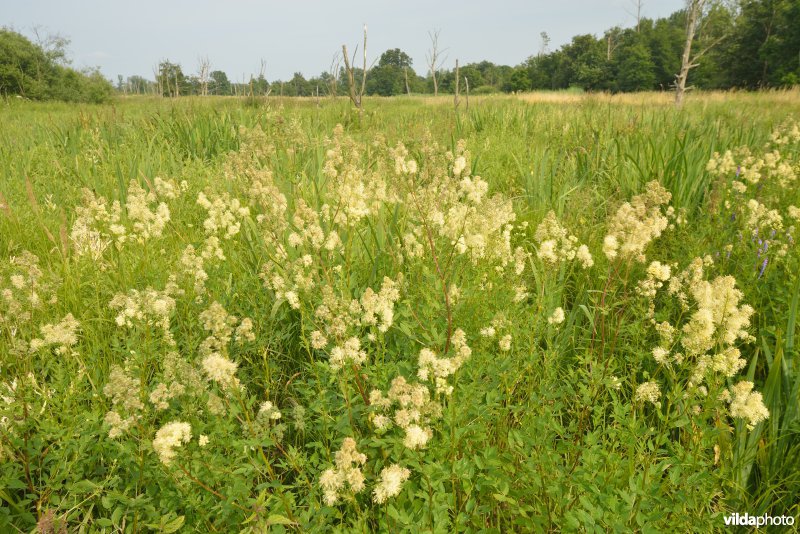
(202, 353), (239, 388)
(104, 411), (134, 439)
(152, 421), (192, 464)
(498, 334), (512, 352)
(603, 181), (672, 263)
(258, 400), (282, 420)
(652, 347), (670, 365)
(548, 307), (565, 325)
(360, 277), (401, 332)
(103, 366), (143, 413)
(534, 211), (588, 266)
(329, 337), (367, 370)
(635, 381), (661, 406)
(319, 437), (367, 505)
(199, 435), (209, 447)
(373, 464), (411, 504)
(603, 235), (619, 260)
(29, 313), (80, 354)
(576, 244), (594, 268)
(727, 381), (769, 430)
(403, 424), (431, 450)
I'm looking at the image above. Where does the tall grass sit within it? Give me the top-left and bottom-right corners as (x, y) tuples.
(1, 92), (799, 531)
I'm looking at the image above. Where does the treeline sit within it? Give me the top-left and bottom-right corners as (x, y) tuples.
(119, 0), (799, 98)
(0, 29), (114, 103)
(4, 0), (797, 103)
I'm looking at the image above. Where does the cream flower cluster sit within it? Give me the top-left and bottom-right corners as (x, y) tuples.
(401, 139), (517, 268)
(196, 191), (250, 261)
(29, 313), (80, 355)
(639, 256), (767, 429)
(318, 437), (367, 505)
(1, 252), (57, 327)
(635, 381), (661, 406)
(360, 277), (401, 333)
(417, 329), (472, 395)
(125, 180), (171, 242)
(70, 180), (178, 258)
(636, 260), (673, 319)
(725, 381), (770, 430)
(603, 181), (672, 263)
(321, 125), (394, 227)
(152, 421), (192, 465)
(109, 279), (182, 343)
(288, 199), (342, 252)
(653, 258), (754, 385)
(198, 301), (251, 389)
(373, 464), (411, 504)
(369, 376), (442, 450)
(534, 211), (593, 268)
(103, 365), (144, 438)
(70, 188), (123, 259)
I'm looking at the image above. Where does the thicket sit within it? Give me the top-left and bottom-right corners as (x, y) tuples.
(0, 28), (113, 103)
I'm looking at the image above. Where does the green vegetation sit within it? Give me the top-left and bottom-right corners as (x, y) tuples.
(1, 92), (800, 531)
(0, 28), (113, 103)
(113, 0), (800, 97)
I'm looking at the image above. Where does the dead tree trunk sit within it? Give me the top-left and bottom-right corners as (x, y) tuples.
(342, 25), (368, 110)
(426, 30), (446, 97)
(453, 59), (460, 110)
(675, 0), (704, 106)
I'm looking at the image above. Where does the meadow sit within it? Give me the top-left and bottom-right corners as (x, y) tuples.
(1, 91), (800, 532)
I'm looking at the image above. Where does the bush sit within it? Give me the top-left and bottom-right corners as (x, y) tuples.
(0, 28), (113, 103)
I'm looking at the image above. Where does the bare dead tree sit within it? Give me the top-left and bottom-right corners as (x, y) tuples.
(674, 0), (727, 105)
(404, 66), (410, 95)
(328, 51), (342, 97)
(605, 28), (622, 60)
(539, 31), (551, 57)
(464, 76), (470, 112)
(342, 24), (369, 110)
(153, 64), (162, 96)
(625, 0), (645, 32)
(453, 59), (460, 110)
(197, 56), (211, 96)
(426, 30), (448, 97)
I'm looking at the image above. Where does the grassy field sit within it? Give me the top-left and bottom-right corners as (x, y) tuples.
(1, 91), (800, 532)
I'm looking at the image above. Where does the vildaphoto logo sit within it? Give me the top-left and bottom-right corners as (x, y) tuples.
(723, 513), (795, 527)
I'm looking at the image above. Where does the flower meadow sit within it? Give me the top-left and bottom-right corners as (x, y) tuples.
(1, 93), (800, 532)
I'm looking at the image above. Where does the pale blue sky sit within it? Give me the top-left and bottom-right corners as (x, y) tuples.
(3, 0), (686, 81)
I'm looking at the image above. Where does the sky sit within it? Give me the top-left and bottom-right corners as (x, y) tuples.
(3, 0), (686, 82)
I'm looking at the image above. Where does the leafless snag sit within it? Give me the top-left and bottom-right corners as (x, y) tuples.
(464, 76), (470, 112)
(674, 0), (727, 106)
(342, 24), (369, 110)
(625, 0), (645, 33)
(453, 59), (460, 110)
(328, 51), (342, 97)
(426, 30), (448, 97)
(197, 56), (211, 96)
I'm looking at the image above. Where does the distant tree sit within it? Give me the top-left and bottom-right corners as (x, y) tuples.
(729, 0), (799, 87)
(367, 48), (413, 96)
(506, 67), (531, 92)
(157, 61), (187, 97)
(0, 28), (112, 102)
(126, 75), (153, 94)
(616, 35), (656, 90)
(209, 70), (230, 95)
